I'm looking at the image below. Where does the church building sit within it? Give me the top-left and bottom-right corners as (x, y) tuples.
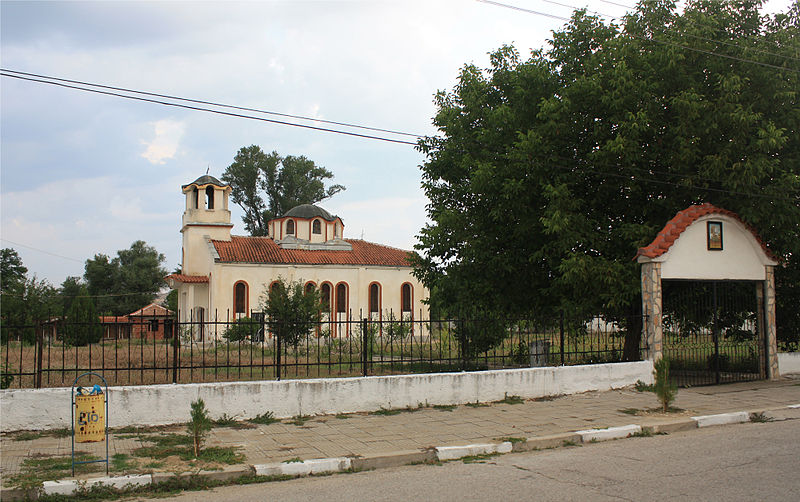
(166, 175), (427, 339)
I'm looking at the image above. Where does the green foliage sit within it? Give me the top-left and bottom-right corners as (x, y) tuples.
(222, 145), (345, 236)
(453, 315), (509, 358)
(653, 358), (678, 412)
(222, 317), (260, 343)
(382, 311), (412, 343)
(1, 249), (60, 344)
(187, 399), (213, 458)
(415, 2), (800, 350)
(249, 411), (279, 425)
(84, 240), (167, 315)
(1, 361), (13, 389)
(63, 286), (102, 346)
(262, 279), (323, 348)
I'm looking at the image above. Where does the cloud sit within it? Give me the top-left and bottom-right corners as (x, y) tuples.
(140, 119), (185, 165)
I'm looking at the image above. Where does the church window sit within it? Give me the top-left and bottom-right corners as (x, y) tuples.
(369, 283), (380, 313)
(286, 219), (295, 235)
(336, 283), (348, 313)
(193, 188), (199, 209)
(205, 187), (214, 209)
(313, 219), (322, 234)
(321, 283), (332, 312)
(401, 284), (412, 313)
(234, 281), (248, 315)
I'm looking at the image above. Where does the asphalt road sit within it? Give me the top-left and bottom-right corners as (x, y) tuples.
(151, 419), (800, 502)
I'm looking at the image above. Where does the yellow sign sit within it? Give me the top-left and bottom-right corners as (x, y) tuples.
(75, 394), (105, 443)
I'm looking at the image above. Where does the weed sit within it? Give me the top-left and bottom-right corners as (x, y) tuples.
(113, 425), (143, 434)
(183, 446), (245, 464)
(432, 404), (456, 412)
(634, 380), (655, 392)
(250, 411), (279, 425)
(12, 431), (44, 441)
(334, 413), (350, 420)
(749, 412), (774, 423)
(496, 437), (526, 444)
(465, 401), (489, 408)
(214, 413), (239, 428)
(286, 414), (312, 426)
(460, 452), (500, 464)
(589, 438), (599, 443)
(143, 460), (164, 469)
(497, 393), (524, 405)
(631, 429), (653, 438)
(283, 457), (303, 463)
(618, 408), (640, 415)
(370, 407), (402, 416)
(562, 440), (580, 447)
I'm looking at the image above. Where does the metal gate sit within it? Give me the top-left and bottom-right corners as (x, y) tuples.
(662, 280), (766, 387)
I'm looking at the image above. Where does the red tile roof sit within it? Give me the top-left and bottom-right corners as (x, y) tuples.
(211, 236), (415, 267)
(635, 203), (776, 261)
(166, 274), (209, 283)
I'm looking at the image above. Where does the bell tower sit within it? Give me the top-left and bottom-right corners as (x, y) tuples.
(181, 175), (233, 275)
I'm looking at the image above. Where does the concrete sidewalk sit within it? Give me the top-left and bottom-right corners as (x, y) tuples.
(2, 376), (799, 491)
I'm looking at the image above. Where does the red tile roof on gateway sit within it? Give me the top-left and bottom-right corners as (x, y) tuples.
(635, 203), (776, 261)
(211, 236), (415, 267)
(165, 274), (209, 283)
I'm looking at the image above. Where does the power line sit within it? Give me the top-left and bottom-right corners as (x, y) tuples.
(477, 0), (800, 73)
(0, 68), (426, 138)
(0, 72), (421, 146)
(0, 239), (84, 263)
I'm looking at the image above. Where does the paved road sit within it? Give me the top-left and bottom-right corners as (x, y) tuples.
(154, 419), (800, 501)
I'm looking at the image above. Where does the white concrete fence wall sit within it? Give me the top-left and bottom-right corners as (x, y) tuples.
(778, 352), (800, 375)
(0, 361), (653, 432)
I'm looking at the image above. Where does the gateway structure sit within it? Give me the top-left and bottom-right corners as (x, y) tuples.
(166, 175), (427, 339)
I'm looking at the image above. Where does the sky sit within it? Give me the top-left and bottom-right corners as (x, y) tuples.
(1, 0), (794, 287)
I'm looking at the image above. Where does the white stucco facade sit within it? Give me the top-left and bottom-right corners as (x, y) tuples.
(167, 176), (428, 335)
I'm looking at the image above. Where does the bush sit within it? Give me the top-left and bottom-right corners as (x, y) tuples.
(187, 399), (212, 458)
(653, 358), (677, 412)
(222, 317), (259, 343)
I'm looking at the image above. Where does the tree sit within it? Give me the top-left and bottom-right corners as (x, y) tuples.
(261, 279), (323, 348)
(59, 276), (83, 314)
(63, 286), (102, 346)
(84, 241), (167, 315)
(222, 145), (345, 236)
(414, 1), (799, 356)
(1, 249), (59, 344)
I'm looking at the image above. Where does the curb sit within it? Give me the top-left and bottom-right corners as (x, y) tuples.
(2, 404), (798, 500)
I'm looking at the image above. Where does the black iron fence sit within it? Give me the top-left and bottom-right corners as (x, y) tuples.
(1, 313), (643, 389)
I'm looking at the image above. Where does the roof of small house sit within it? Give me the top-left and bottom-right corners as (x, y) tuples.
(635, 203), (776, 261)
(165, 274), (209, 283)
(281, 204), (338, 222)
(211, 236), (414, 267)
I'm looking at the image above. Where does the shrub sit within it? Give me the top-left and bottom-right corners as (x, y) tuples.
(653, 358), (677, 412)
(222, 317), (259, 343)
(187, 399), (213, 458)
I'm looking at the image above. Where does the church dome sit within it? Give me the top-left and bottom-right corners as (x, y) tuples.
(182, 175), (228, 190)
(283, 204), (337, 222)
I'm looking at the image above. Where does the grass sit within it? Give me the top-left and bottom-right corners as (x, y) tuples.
(460, 452), (500, 464)
(618, 408), (641, 415)
(7, 453), (102, 489)
(370, 407), (402, 416)
(432, 404), (456, 412)
(214, 414), (239, 428)
(11, 428), (71, 441)
(631, 429), (653, 438)
(334, 413), (350, 419)
(562, 440), (580, 447)
(282, 457), (303, 463)
(111, 453), (136, 471)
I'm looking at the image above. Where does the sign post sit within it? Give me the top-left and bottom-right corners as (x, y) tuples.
(71, 372), (109, 476)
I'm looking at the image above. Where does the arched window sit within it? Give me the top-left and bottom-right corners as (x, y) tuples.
(336, 283), (348, 313)
(193, 188), (199, 209)
(269, 281), (282, 295)
(286, 219), (295, 235)
(369, 283), (380, 313)
(205, 186), (215, 209)
(321, 283), (332, 312)
(401, 283), (412, 313)
(312, 219), (322, 234)
(305, 281), (316, 294)
(234, 281), (248, 315)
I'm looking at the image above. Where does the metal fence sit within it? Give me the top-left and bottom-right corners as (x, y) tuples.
(0, 312), (642, 389)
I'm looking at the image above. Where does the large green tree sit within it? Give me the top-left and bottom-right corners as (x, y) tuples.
(1, 249), (59, 343)
(414, 0), (799, 353)
(222, 145), (345, 236)
(84, 240), (167, 315)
